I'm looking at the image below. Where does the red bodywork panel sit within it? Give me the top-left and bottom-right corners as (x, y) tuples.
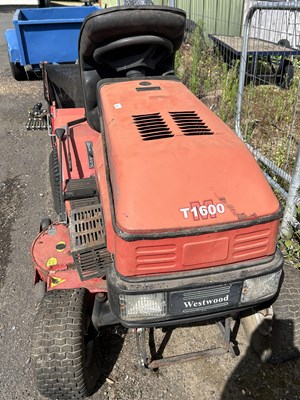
(95, 135), (279, 276)
(94, 79), (280, 276)
(50, 105), (99, 214)
(113, 221), (279, 276)
(98, 80), (279, 234)
(33, 79), (281, 283)
(32, 106), (106, 291)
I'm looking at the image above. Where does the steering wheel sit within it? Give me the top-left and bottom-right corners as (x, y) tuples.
(93, 35), (174, 65)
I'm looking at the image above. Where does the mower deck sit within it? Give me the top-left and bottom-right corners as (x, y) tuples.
(32, 222), (107, 293)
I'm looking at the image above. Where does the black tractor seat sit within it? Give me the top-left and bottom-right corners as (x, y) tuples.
(78, 5), (186, 131)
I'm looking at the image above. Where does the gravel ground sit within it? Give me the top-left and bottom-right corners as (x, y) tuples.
(0, 7), (300, 400)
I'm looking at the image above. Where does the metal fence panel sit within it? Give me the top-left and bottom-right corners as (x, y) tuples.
(172, 0), (244, 36)
(234, 2), (300, 239)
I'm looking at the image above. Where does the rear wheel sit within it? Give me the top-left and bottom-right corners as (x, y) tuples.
(10, 61), (27, 81)
(32, 288), (101, 399)
(49, 148), (62, 214)
(39, 0), (51, 7)
(276, 60), (294, 88)
(242, 265), (300, 362)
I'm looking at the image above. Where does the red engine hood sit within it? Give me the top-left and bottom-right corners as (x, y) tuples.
(98, 79), (280, 236)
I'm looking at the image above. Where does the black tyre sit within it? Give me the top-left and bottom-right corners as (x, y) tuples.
(269, 265), (300, 362)
(39, 0), (51, 7)
(242, 265), (300, 363)
(277, 39), (291, 48)
(34, 280), (46, 305)
(49, 148), (62, 214)
(276, 60), (294, 88)
(39, 217), (52, 232)
(10, 61), (27, 81)
(32, 288), (101, 399)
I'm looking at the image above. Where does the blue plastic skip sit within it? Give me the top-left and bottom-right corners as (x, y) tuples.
(6, 6), (99, 66)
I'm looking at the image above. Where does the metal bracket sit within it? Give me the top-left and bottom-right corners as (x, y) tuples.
(216, 317), (237, 357)
(134, 317), (238, 370)
(135, 328), (148, 369)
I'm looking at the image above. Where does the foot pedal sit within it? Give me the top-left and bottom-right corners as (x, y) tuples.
(69, 204), (111, 281)
(65, 177), (99, 208)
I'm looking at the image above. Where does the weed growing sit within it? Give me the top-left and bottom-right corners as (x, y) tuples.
(176, 22), (239, 128)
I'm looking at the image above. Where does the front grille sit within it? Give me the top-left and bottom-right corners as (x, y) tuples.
(69, 204), (111, 281)
(135, 244), (177, 272)
(233, 229), (270, 260)
(133, 112), (174, 141)
(73, 248), (111, 281)
(170, 111), (213, 135)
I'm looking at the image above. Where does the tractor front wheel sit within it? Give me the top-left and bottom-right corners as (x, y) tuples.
(32, 288), (101, 399)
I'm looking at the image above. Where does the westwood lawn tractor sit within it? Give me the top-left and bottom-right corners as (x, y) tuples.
(30, 5), (300, 400)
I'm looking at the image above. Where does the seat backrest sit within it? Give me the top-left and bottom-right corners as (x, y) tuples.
(78, 6), (186, 131)
(44, 64), (84, 108)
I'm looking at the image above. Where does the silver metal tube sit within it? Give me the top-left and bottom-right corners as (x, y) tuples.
(246, 144), (292, 184)
(280, 143), (300, 237)
(235, 2), (300, 138)
(234, 1), (300, 237)
(263, 172), (288, 200)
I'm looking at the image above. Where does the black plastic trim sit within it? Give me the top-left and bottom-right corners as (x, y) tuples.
(136, 86), (162, 91)
(106, 249), (283, 328)
(97, 75), (179, 92)
(113, 211), (282, 242)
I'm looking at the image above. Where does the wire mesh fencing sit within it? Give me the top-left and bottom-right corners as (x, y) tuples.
(235, 2), (300, 247)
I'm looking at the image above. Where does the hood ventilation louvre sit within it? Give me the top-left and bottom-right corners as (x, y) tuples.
(133, 113), (174, 141)
(170, 111), (213, 136)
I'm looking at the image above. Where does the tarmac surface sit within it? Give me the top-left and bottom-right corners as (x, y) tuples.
(0, 6), (300, 400)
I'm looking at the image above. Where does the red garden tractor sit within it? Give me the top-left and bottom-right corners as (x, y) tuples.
(30, 5), (299, 400)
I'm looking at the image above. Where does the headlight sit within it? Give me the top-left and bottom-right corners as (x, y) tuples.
(119, 293), (167, 320)
(240, 270), (282, 303)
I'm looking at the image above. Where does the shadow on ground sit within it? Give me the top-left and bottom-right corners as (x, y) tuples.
(222, 319), (300, 400)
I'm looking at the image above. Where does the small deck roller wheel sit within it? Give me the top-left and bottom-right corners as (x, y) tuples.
(39, 217), (51, 232)
(32, 288), (101, 399)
